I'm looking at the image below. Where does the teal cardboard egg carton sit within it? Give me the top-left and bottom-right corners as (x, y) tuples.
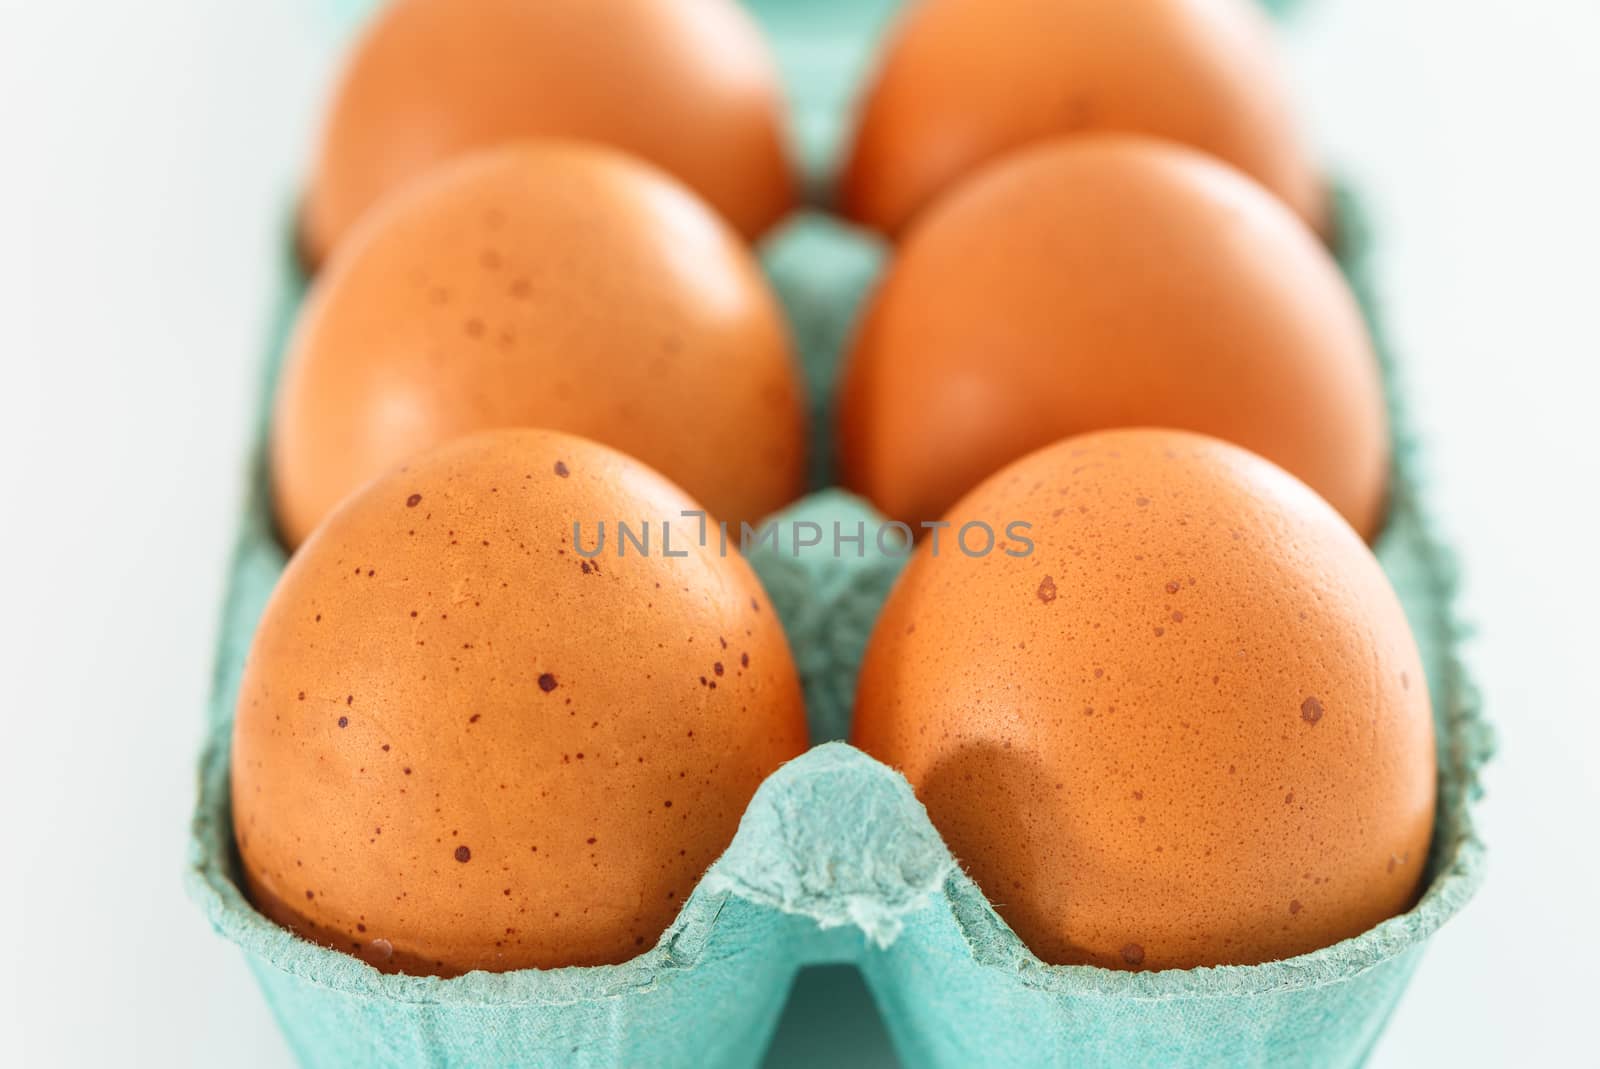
(187, 2), (1491, 1065)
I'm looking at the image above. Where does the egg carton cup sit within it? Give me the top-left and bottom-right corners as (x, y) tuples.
(187, 3), (1490, 1067)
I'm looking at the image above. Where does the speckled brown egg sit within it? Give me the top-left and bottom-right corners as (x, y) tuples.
(303, 0), (794, 265)
(233, 429), (809, 975)
(852, 428), (1435, 971)
(837, 136), (1388, 541)
(273, 141), (806, 550)
(840, 0), (1321, 236)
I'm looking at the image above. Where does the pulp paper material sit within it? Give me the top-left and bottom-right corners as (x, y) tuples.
(186, 191), (1490, 1069)
(186, 2), (1489, 1065)
(744, 489), (905, 743)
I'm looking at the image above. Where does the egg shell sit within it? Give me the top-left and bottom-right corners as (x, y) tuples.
(851, 428), (1436, 971)
(273, 141), (806, 549)
(840, 0), (1321, 235)
(303, 0), (795, 264)
(837, 136), (1389, 540)
(232, 429), (809, 975)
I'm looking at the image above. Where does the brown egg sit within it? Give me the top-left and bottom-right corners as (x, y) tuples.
(233, 429), (809, 975)
(303, 0), (794, 264)
(841, 0), (1322, 235)
(852, 429), (1435, 970)
(273, 141), (806, 550)
(837, 136), (1388, 541)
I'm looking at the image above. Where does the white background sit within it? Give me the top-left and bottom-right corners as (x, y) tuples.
(1, 1), (1595, 1065)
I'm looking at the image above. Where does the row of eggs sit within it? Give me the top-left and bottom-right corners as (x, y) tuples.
(232, 0), (1434, 979)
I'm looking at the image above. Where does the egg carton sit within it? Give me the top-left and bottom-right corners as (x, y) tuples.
(186, 2), (1491, 1066)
